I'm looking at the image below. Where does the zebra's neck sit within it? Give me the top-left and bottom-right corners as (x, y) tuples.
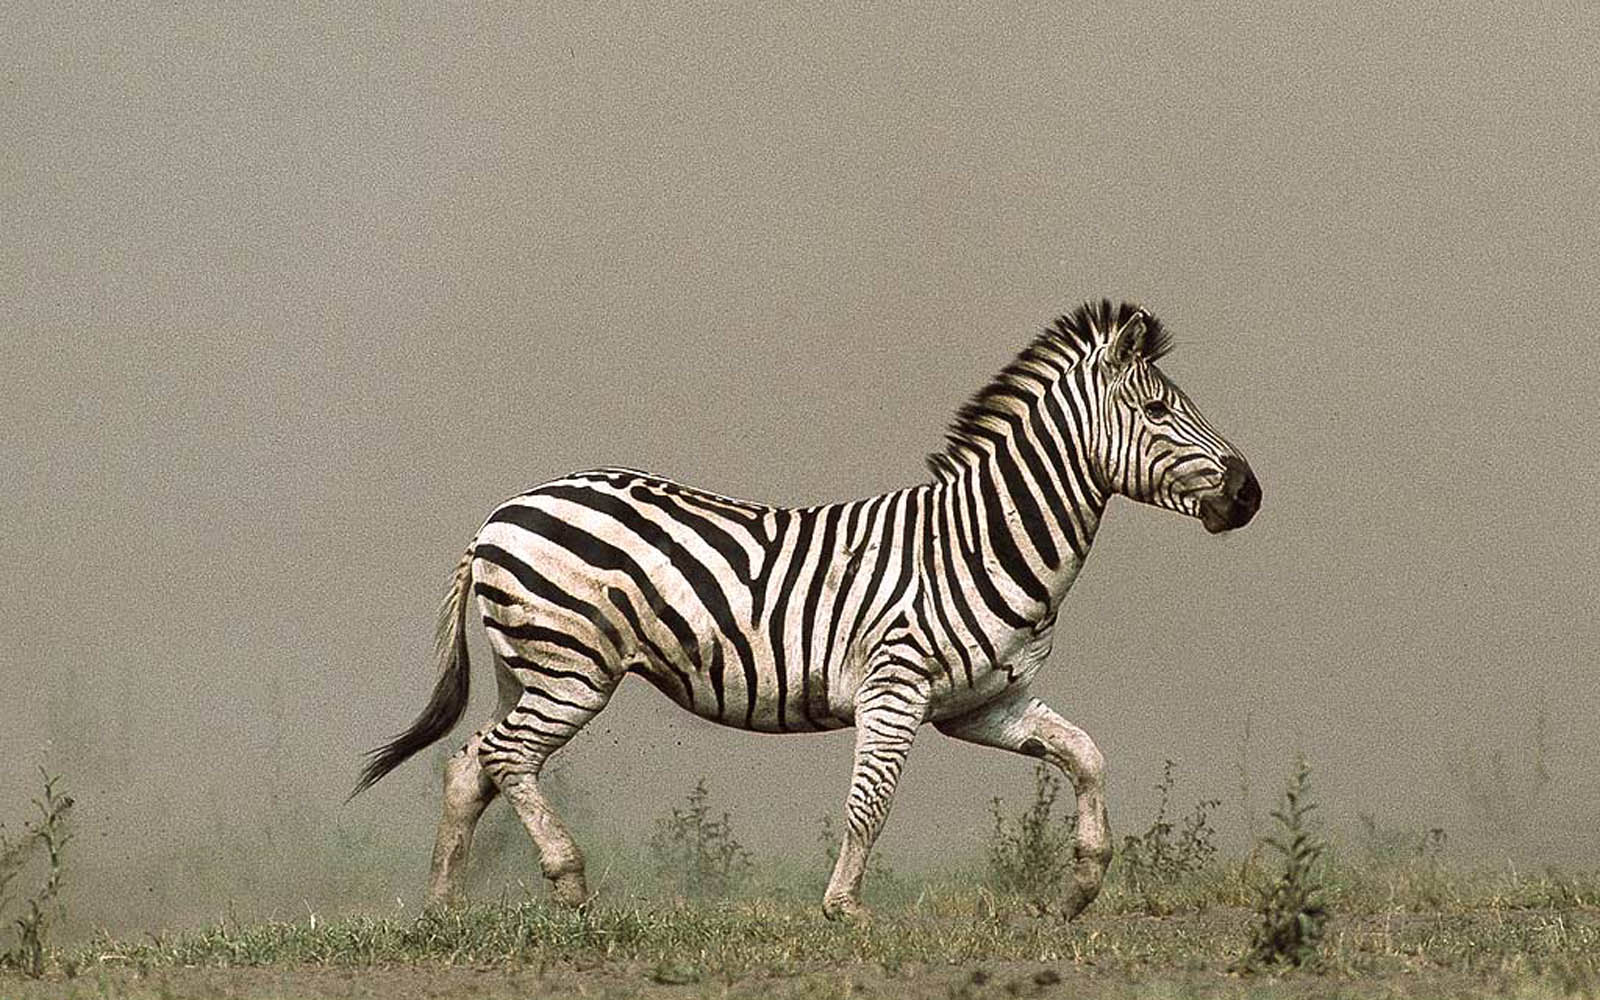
(934, 384), (1109, 625)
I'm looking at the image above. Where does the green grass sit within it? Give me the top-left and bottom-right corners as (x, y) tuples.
(19, 861), (1596, 992)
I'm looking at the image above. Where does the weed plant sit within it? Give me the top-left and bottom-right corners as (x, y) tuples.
(647, 779), (753, 901)
(1113, 759), (1220, 914)
(986, 763), (1076, 900)
(1242, 756), (1329, 970)
(0, 770), (73, 977)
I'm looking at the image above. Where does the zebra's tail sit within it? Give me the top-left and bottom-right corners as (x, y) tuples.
(349, 544), (476, 799)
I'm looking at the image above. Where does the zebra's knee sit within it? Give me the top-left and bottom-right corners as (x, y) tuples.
(441, 741), (493, 812)
(1075, 741), (1105, 789)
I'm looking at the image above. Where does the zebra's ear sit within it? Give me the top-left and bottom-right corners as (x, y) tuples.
(1105, 308), (1149, 367)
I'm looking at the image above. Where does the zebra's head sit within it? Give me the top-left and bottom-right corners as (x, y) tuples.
(1091, 307), (1261, 533)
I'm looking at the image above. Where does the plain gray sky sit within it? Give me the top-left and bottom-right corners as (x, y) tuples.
(4, 5), (1597, 935)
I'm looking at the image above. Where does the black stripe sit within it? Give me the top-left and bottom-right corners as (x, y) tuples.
(480, 615), (612, 672)
(626, 483), (754, 583)
(533, 484), (758, 724)
(604, 585), (694, 706)
(855, 488), (924, 641)
(823, 496), (880, 671)
(473, 581), (524, 607)
(473, 543), (625, 654)
(522, 684), (594, 713)
(968, 444), (1051, 611)
(797, 504), (845, 729)
(750, 507), (789, 625)
(500, 655), (607, 694)
(659, 483), (768, 529)
(938, 481), (1003, 669)
(1023, 392), (1080, 542)
(841, 496), (898, 649)
(511, 702), (583, 727)
(951, 472), (1034, 629)
(1008, 414), (1067, 569)
(627, 663), (691, 702)
(766, 508), (819, 731)
(881, 654), (937, 682)
(981, 385), (1065, 569)
(1067, 369), (1111, 497)
(489, 503), (708, 677)
(920, 492), (973, 686)
(708, 640), (727, 719)
(814, 500), (869, 719)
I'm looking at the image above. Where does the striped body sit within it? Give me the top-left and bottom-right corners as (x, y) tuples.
(473, 465), (1087, 751)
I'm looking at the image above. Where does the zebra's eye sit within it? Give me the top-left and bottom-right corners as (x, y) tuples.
(1143, 399), (1171, 420)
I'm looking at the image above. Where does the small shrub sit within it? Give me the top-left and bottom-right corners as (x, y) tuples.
(987, 763), (1076, 898)
(1243, 757), (1329, 970)
(1445, 705), (1553, 840)
(1, 770), (74, 978)
(647, 779), (752, 900)
(1118, 759), (1219, 913)
(1356, 812), (1447, 865)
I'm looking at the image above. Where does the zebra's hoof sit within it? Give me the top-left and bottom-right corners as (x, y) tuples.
(821, 895), (870, 924)
(549, 872), (589, 908)
(1059, 884), (1099, 922)
(423, 885), (464, 911)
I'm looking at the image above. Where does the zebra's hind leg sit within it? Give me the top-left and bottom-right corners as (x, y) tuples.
(479, 662), (620, 908)
(427, 657), (521, 907)
(935, 686), (1112, 920)
(426, 730), (498, 907)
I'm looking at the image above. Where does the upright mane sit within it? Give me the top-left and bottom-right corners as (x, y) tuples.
(926, 299), (1172, 479)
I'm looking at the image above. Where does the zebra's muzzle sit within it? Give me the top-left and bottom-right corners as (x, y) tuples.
(1198, 456), (1260, 534)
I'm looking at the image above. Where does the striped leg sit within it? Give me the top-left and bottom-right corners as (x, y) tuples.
(426, 659), (521, 907)
(822, 658), (930, 921)
(479, 661), (620, 908)
(426, 730), (497, 906)
(935, 686), (1112, 919)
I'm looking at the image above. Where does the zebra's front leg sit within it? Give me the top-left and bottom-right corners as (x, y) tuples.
(935, 686), (1112, 919)
(822, 669), (930, 922)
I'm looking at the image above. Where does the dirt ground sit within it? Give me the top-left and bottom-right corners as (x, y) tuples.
(0, 959), (1534, 1000)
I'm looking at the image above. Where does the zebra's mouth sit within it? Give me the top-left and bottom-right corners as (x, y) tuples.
(1197, 457), (1261, 534)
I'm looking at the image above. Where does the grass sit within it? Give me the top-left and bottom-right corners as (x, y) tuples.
(1, 851), (1590, 999)
(7, 765), (1600, 997)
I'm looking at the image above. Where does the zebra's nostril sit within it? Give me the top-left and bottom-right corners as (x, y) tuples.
(1236, 467), (1261, 507)
(1218, 457), (1257, 502)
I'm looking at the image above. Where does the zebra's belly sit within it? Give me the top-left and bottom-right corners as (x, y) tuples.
(926, 667), (1027, 722)
(926, 629), (1054, 722)
(627, 653), (855, 734)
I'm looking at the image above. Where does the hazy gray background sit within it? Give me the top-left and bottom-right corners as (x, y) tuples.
(4, 5), (1597, 936)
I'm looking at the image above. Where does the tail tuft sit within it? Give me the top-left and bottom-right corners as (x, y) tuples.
(349, 547), (475, 799)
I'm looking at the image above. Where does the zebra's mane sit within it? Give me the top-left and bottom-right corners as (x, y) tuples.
(926, 299), (1172, 480)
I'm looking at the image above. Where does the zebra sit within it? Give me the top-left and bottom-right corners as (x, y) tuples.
(352, 299), (1261, 920)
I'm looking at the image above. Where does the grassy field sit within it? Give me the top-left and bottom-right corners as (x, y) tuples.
(2, 856), (1597, 999)
(4, 766), (1597, 998)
